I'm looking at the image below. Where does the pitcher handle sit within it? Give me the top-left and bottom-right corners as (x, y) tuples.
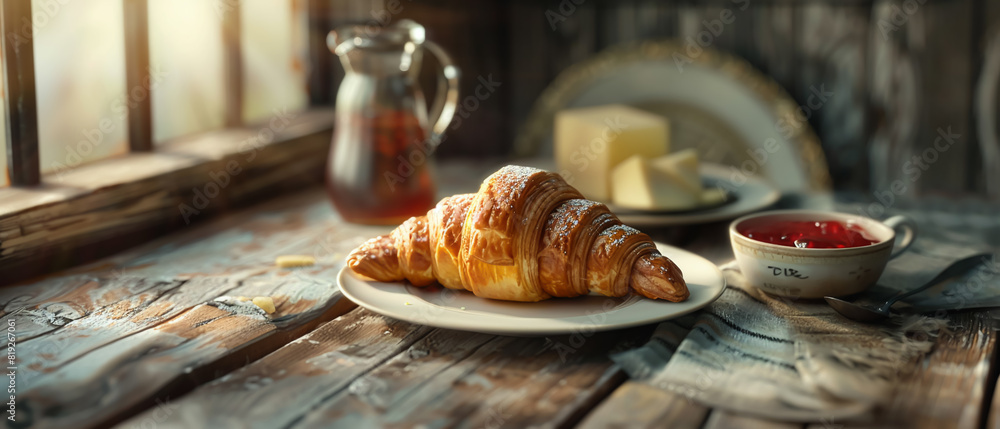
(423, 40), (460, 144)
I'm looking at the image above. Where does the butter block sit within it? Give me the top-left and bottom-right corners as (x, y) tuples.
(611, 155), (700, 210)
(555, 105), (670, 201)
(700, 188), (728, 206)
(650, 148), (702, 194)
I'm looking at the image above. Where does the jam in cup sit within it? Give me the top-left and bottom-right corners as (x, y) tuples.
(728, 210), (917, 298)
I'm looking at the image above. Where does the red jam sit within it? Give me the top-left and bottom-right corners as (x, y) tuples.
(739, 220), (878, 249)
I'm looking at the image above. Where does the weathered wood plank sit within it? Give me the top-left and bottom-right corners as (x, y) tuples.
(977, 0), (1000, 200)
(747, 4), (797, 90)
(676, 3), (742, 55)
(796, 2), (869, 190)
(880, 311), (998, 429)
(578, 382), (711, 429)
(1, 0), (41, 186)
(19, 267), (353, 427)
(912, 0), (976, 196)
(124, 0), (153, 152)
(23, 284), (352, 429)
(297, 326), (650, 428)
(989, 334), (1000, 429)
(869, 0), (976, 197)
(121, 307), (656, 429)
(0, 156), (477, 340)
(12, 188), (388, 428)
(307, 0), (334, 106)
(1, 187), (358, 341)
(221, 0), (243, 127)
(804, 312), (997, 429)
(396, 0), (510, 158)
(294, 328), (499, 426)
(19, 276), (241, 387)
(0, 109), (334, 286)
(116, 309), (435, 428)
(703, 410), (803, 429)
(508, 0), (597, 157)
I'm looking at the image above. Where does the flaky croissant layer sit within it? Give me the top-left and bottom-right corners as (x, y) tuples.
(347, 166), (689, 302)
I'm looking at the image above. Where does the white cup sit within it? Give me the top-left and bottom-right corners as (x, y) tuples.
(729, 210), (917, 298)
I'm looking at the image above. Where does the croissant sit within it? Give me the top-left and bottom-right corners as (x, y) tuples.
(347, 165), (689, 302)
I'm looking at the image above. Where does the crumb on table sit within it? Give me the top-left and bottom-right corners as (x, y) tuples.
(275, 255), (316, 268)
(252, 296), (276, 314)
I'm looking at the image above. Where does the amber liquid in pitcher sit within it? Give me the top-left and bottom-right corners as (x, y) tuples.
(326, 19), (459, 224)
(326, 108), (436, 225)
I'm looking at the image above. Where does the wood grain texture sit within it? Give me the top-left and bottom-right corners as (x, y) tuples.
(976, 0), (1000, 199)
(121, 307), (656, 429)
(1, 0), (41, 186)
(578, 382), (710, 429)
(11, 163), (1000, 428)
(123, 0), (153, 152)
(222, 0), (243, 127)
(11, 187), (388, 428)
(116, 309), (435, 428)
(911, 0), (975, 196)
(868, 0), (921, 199)
(397, 0), (510, 159)
(23, 283), (350, 429)
(703, 410), (804, 429)
(297, 326), (650, 428)
(796, 3), (870, 190)
(868, 0), (977, 197)
(804, 312), (997, 429)
(880, 311), (998, 429)
(307, 0), (334, 106)
(748, 4), (796, 89)
(0, 109), (333, 286)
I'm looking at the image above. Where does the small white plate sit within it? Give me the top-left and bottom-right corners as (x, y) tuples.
(338, 242), (725, 336)
(612, 163), (780, 227)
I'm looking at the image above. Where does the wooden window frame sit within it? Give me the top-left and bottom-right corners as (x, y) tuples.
(0, 0), (336, 285)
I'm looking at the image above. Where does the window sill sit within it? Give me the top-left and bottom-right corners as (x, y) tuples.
(0, 107), (334, 285)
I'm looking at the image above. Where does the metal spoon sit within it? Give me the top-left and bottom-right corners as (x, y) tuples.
(825, 253), (989, 322)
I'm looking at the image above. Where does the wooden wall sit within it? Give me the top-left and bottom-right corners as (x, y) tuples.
(315, 0), (999, 197)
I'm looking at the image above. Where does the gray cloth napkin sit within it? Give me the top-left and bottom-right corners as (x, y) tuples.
(613, 263), (948, 422)
(613, 200), (1000, 422)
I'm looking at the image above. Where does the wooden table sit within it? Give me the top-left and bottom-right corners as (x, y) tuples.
(9, 164), (999, 429)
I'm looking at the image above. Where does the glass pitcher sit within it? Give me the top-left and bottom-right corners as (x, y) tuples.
(325, 20), (459, 225)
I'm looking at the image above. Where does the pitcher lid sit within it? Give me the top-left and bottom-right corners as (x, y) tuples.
(328, 19), (426, 56)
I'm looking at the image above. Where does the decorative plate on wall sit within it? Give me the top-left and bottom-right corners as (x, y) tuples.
(515, 40), (832, 192)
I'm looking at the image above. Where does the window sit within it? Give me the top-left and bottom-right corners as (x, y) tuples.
(33, 0), (129, 175)
(0, 0), (334, 284)
(241, 0), (309, 123)
(148, 0), (226, 143)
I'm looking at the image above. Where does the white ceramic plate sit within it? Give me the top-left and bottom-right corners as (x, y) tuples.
(611, 163), (780, 227)
(338, 242), (726, 336)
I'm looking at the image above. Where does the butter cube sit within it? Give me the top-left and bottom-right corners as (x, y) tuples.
(650, 149), (702, 194)
(700, 188), (728, 206)
(611, 155), (699, 210)
(555, 105), (670, 201)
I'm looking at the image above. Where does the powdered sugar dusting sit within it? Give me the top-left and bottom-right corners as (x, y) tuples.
(601, 224), (640, 247)
(490, 165), (541, 199)
(548, 199), (600, 237)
